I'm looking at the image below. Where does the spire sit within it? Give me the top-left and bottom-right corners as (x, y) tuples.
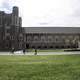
(13, 6), (19, 16)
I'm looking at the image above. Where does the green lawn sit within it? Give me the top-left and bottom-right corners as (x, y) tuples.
(27, 49), (64, 52)
(0, 55), (80, 80)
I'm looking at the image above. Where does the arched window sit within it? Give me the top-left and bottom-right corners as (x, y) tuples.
(48, 36), (53, 42)
(34, 36), (38, 41)
(41, 36), (45, 42)
(27, 36), (31, 41)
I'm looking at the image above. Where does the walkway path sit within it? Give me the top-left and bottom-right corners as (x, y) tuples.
(0, 51), (80, 55)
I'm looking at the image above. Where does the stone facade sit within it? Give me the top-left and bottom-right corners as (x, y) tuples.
(0, 6), (24, 50)
(25, 33), (79, 49)
(24, 27), (80, 49)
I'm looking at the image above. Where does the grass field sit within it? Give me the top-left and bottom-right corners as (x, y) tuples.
(0, 55), (80, 80)
(27, 49), (64, 52)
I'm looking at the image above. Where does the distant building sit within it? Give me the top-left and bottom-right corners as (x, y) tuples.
(0, 6), (24, 50)
(0, 6), (80, 50)
(24, 27), (80, 49)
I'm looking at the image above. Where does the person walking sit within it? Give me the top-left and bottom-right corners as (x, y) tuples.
(34, 48), (37, 55)
(23, 49), (25, 55)
(11, 47), (14, 54)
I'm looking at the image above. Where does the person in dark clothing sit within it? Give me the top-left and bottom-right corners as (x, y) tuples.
(23, 49), (25, 54)
(11, 47), (14, 54)
(34, 49), (37, 55)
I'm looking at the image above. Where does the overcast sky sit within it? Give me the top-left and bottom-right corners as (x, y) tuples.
(0, 0), (80, 27)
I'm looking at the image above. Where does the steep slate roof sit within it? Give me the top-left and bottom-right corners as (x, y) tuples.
(23, 27), (80, 34)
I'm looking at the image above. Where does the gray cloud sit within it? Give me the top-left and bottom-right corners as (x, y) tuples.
(0, 0), (16, 13)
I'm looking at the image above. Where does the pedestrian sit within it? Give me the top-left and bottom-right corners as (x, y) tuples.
(23, 49), (25, 55)
(11, 47), (14, 54)
(34, 49), (37, 55)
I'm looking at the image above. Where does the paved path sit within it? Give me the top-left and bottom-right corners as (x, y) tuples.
(0, 51), (80, 55)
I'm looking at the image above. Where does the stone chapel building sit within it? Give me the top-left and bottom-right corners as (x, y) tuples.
(0, 6), (80, 50)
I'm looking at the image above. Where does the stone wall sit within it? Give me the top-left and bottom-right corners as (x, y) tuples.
(25, 33), (80, 49)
